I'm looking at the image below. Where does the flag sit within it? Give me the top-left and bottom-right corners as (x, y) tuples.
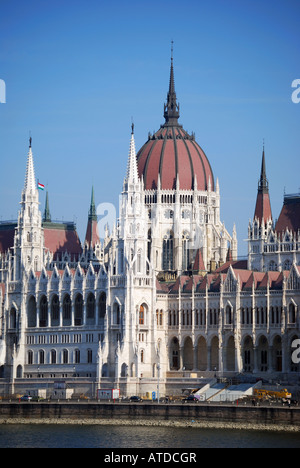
(38, 182), (45, 191)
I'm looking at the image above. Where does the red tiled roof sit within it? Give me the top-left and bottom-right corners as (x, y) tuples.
(254, 192), (272, 224)
(275, 195), (300, 236)
(0, 224), (16, 254)
(44, 223), (82, 259)
(85, 219), (100, 248)
(156, 266), (287, 295)
(137, 126), (214, 191)
(193, 249), (206, 272)
(215, 260), (248, 273)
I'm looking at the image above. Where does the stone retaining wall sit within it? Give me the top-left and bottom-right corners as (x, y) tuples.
(0, 402), (299, 428)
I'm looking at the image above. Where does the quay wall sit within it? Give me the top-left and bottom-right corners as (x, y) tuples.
(0, 402), (300, 428)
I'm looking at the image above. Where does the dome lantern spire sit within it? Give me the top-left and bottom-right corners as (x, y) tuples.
(163, 41), (180, 126)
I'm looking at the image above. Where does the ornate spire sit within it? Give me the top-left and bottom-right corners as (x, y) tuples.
(258, 142), (269, 193)
(43, 190), (51, 222)
(85, 186), (100, 248)
(164, 41), (180, 126)
(126, 123), (139, 184)
(24, 136), (37, 195)
(88, 186), (97, 222)
(254, 144), (272, 223)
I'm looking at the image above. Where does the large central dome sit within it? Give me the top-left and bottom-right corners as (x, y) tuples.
(137, 56), (214, 192)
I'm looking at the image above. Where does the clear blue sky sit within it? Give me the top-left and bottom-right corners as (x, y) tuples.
(0, 0), (299, 256)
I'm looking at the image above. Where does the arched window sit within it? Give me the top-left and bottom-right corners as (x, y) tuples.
(75, 294), (83, 326)
(113, 303), (120, 325)
(182, 232), (190, 271)
(63, 349), (68, 364)
(289, 303), (296, 324)
(226, 305), (233, 325)
(87, 349), (93, 364)
(39, 296), (48, 327)
(163, 231), (174, 271)
(51, 350), (56, 364)
(17, 365), (23, 378)
(63, 295), (71, 326)
(27, 350), (33, 365)
(51, 295), (60, 325)
(39, 350), (45, 365)
(9, 308), (17, 329)
(99, 293), (106, 327)
(139, 305), (145, 326)
(75, 349), (81, 364)
(28, 296), (37, 328)
(269, 261), (277, 271)
(86, 293), (95, 320)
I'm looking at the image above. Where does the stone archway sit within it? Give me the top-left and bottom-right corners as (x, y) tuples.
(170, 337), (180, 370)
(243, 335), (254, 373)
(211, 336), (219, 371)
(197, 336), (207, 371)
(183, 337), (193, 370)
(257, 335), (268, 372)
(226, 336), (235, 372)
(273, 335), (282, 372)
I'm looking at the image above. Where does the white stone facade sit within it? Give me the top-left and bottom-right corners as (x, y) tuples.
(0, 69), (299, 399)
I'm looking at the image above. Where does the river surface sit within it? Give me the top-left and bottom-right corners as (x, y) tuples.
(0, 424), (299, 448)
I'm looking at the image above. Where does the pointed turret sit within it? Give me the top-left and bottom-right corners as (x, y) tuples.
(15, 137), (44, 276)
(253, 144), (272, 224)
(85, 187), (100, 248)
(126, 123), (139, 184)
(43, 190), (51, 223)
(23, 137), (37, 196)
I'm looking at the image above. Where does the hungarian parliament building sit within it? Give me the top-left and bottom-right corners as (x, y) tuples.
(0, 56), (299, 398)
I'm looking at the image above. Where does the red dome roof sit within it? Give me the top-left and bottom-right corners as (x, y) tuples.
(136, 54), (214, 191)
(137, 125), (214, 192)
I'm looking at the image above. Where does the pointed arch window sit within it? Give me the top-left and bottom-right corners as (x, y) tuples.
(75, 294), (83, 326)
(63, 349), (69, 364)
(51, 350), (57, 365)
(113, 303), (121, 325)
(99, 293), (107, 327)
(63, 295), (72, 326)
(28, 296), (37, 328)
(51, 295), (60, 325)
(87, 293), (95, 320)
(182, 232), (190, 271)
(163, 231), (174, 271)
(39, 296), (48, 328)
(226, 305), (233, 325)
(289, 303), (296, 324)
(139, 305), (145, 326)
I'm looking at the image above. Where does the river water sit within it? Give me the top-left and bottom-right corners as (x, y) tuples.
(0, 424), (299, 448)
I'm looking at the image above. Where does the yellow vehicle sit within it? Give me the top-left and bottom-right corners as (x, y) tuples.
(254, 388), (291, 400)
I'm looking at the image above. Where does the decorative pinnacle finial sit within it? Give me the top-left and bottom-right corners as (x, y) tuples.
(29, 136), (32, 148)
(131, 120), (134, 135)
(164, 42), (180, 126)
